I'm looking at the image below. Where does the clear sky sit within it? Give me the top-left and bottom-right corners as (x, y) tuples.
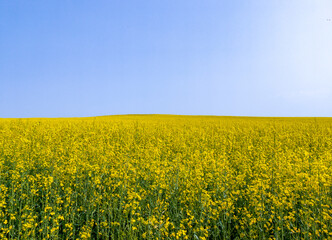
(1, 0), (331, 118)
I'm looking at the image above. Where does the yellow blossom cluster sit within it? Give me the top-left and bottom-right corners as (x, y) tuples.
(0, 115), (331, 239)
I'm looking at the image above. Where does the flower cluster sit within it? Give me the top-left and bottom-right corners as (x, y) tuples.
(0, 115), (331, 239)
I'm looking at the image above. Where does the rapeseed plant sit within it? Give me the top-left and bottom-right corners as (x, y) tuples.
(0, 115), (331, 239)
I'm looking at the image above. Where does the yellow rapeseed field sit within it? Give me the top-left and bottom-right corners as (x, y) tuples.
(0, 115), (331, 239)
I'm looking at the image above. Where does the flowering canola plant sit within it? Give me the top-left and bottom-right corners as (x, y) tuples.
(0, 115), (331, 239)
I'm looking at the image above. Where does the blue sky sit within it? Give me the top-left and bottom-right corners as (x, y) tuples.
(1, 0), (331, 118)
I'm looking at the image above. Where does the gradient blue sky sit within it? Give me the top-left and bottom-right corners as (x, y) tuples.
(1, 0), (331, 118)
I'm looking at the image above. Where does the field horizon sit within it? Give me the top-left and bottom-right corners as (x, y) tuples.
(1, 114), (332, 120)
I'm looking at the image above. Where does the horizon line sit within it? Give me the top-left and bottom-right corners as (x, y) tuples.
(0, 114), (331, 119)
